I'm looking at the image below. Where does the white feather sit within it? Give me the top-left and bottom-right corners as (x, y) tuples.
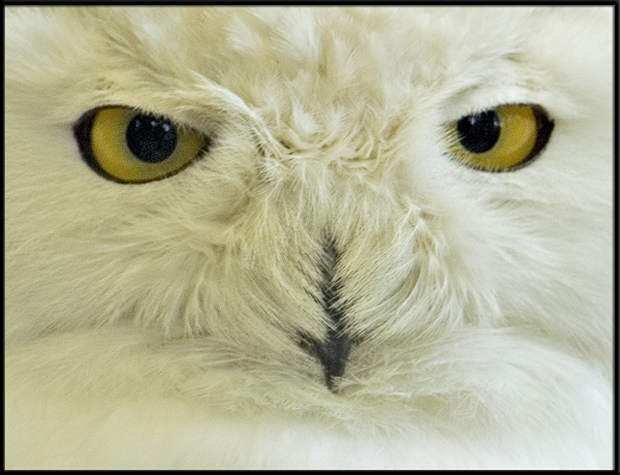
(5, 6), (612, 469)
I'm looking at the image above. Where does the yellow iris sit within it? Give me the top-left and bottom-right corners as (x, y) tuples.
(89, 107), (207, 183)
(447, 105), (553, 171)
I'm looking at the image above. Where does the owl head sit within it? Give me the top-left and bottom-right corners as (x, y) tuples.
(6, 6), (612, 394)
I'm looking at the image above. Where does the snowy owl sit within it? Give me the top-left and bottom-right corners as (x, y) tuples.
(5, 6), (613, 469)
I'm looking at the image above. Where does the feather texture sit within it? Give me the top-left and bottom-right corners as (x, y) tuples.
(5, 6), (613, 469)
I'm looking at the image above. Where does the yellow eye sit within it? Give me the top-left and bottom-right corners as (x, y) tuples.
(73, 106), (209, 183)
(446, 105), (554, 171)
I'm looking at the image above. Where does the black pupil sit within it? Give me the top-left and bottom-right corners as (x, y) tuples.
(126, 114), (177, 163)
(456, 110), (501, 154)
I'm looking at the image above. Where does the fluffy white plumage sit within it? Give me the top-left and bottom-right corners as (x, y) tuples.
(5, 6), (613, 469)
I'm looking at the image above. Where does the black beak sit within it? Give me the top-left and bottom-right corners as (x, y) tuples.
(299, 236), (353, 391)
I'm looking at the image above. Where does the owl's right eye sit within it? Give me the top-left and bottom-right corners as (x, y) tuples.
(73, 106), (210, 183)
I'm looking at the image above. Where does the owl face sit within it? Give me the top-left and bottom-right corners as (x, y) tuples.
(5, 6), (612, 392)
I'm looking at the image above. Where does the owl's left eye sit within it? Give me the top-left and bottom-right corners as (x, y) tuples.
(73, 106), (210, 183)
(445, 104), (554, 172)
